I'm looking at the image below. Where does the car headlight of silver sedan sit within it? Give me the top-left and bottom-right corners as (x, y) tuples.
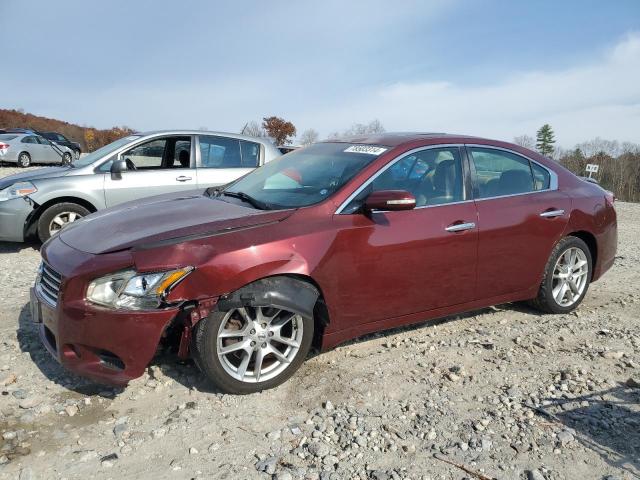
(86, 267), (193, 310)
(0, 181), (38, 202)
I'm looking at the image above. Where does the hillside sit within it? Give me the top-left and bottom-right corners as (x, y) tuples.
(0, 109), (134, 152)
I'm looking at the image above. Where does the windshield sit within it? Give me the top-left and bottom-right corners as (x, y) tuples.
(223, 142), (388, 209)
(73, 135), (142, 168)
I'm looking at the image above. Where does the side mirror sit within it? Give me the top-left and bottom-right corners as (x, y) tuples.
(110, 158), (127, 180)
(364, 190), (416, 212)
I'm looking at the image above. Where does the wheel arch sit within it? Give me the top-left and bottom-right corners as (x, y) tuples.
(216, 273), (331, 350)
(566, 230), (598, 278)
(24, 196), (98, 238)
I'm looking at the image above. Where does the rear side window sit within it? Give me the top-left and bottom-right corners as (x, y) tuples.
(199, 136), (241, 168)
(531, 162), (551, 190)
(469, 147), (534, 198)
(240, 140), (260, 167)
(21, 136), (38, 144)
(199, 136), (259, 168)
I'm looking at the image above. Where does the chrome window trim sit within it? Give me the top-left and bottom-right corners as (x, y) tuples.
(336, 144), (467, 214)
(465, 144), (559, 200)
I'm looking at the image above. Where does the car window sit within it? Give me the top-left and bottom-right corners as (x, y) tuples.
(170, 139), (192, 168)
(21, 136), (38, 144)
(122, 139), (166, 169)
(36, 136), (50, 145)
(0, 135), (18, 141)
(240, 140), (260, 167)
(469, 147), (534, 198)
(531, 162), (551, 190)
(199, 136), (243, 168)
(365, 147), (464, 208)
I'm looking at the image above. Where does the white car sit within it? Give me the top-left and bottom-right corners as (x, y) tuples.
(0, 133), (74, 167)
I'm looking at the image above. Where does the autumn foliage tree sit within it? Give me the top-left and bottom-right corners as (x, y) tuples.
(262, 116), (296, 146)
(0, 108), (134, 152)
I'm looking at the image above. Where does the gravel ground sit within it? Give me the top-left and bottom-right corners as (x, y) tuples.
(0, 166), (638, 480)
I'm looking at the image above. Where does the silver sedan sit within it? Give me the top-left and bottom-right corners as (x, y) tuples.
(0, 133), (74, 167)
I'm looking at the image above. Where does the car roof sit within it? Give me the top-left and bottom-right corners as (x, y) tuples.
(322, 132), (504, 147)
(139, 129), (277, 146)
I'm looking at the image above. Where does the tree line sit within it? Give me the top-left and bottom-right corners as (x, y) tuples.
(0, 108), (134, 152)
(514, 124), (640, 203)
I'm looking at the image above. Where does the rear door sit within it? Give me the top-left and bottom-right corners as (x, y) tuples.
(467, 146), (571, 300)
(36, 136), (61, 163)
(103, 135), (198, 207)
(195, 135), (261, 188)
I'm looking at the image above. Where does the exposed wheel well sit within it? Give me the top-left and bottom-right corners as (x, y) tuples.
(24, 196), (98, 238)
(567, 230), (598, 277)
(282, 274), (331, 349)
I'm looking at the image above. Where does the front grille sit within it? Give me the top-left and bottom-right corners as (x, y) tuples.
(37, 262), (62, 306)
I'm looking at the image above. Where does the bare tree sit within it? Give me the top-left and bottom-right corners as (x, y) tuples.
(241, 121), (266, 137)
(330, 119), (386, 139)
(513, 134), (535, 150)
(299, 129), (319, 146)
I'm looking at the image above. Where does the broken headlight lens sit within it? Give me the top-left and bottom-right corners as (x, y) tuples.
(86, 267), (193, 310)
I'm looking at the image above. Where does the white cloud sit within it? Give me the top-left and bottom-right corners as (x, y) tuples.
(299, 32), (640, 146)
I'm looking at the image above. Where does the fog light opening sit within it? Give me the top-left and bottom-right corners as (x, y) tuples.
(96, 350), (125, 371)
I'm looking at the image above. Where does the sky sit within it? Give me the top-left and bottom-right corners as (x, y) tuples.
(1, 0), (639, 147)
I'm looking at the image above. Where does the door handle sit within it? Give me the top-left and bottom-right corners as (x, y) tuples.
(540, 209), (565, 218)
(445, 222), (476, 232)
(176, 176), (192, 182)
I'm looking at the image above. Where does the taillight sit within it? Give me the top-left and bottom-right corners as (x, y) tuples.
(0, 143), (9, 150)
(605, 191), (615, 205)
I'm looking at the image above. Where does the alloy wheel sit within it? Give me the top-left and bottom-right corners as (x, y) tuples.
(551, 247), (589, 307)
(49, 211), (83, 236)
(216, 306), (303, 383)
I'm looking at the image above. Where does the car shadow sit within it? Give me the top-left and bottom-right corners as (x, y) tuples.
(16, 303), (122, 398)
(0, 239), (40, 254)
(15, 300), (543, 397)
(535, 385), (640, 477)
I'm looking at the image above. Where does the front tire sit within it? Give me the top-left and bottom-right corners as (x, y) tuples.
(529, 236), (592, 314)
(37, 202), (90, 243)
(192, 302), (313, 394)
(18, 152), (31, 168)
(62, 152), (72, 165)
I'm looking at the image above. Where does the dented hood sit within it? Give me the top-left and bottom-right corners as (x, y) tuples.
(59, 192), (293, 254)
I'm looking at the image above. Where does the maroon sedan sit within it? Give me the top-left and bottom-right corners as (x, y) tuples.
(31, 133), (617, 394)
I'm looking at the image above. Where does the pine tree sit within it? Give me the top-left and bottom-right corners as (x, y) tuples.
(536, 124), (556, 157)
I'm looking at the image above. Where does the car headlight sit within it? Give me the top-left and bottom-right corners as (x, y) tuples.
(86, 267), (193, 310)
(0, 182), (37, 202)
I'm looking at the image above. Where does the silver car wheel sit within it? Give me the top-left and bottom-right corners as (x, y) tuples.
(49, 211), (83, 236)
(74, 150), (80, 160)
(216, 306), (303, 383)
(551, 247), (589, 307)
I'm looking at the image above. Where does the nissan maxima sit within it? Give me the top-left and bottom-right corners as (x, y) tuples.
(31, 133), (617, 394)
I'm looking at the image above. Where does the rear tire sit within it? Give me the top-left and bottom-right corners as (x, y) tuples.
(529, 236), (592, 314)
(192, 290), (314, 394)
(37, 202), (90, 243)
(18, 152), (31, 168)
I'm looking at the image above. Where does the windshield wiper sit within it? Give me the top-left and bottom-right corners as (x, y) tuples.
(221, 191), (270, 210)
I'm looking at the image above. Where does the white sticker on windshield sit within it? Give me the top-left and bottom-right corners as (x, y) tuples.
(344, 145), (387, 155)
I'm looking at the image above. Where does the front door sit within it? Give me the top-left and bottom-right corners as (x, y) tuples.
(467, 146), (571, 299)
(103, 136), (197, 207)
(327, 146), (478, 328)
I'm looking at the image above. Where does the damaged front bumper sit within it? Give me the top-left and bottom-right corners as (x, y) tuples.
(0, 197), (34, 242)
